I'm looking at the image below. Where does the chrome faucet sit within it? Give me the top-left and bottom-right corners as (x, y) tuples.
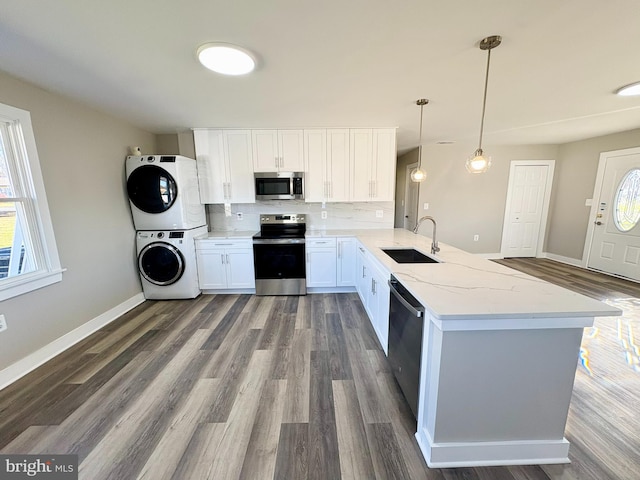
(413, 216), (440, 255)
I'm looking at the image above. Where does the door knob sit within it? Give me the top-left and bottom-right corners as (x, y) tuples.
(594, 221), (603, 225)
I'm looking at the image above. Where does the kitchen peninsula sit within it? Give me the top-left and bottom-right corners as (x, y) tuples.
(308, 228), (621, 468)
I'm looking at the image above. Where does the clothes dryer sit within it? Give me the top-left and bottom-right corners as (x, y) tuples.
(126, 155), (206, 230)
(136, 226), (207, 299)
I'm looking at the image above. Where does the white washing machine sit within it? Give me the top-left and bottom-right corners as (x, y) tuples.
(126, 155), (206, 230)
(136, 226), (207, 299)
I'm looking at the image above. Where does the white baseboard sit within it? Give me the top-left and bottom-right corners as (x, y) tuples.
(540, 252), (585, 268)
(416, 429), (570, 468)
(0, 293), (145, 391)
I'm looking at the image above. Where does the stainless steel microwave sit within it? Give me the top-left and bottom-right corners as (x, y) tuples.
(255, 172), (304, 200)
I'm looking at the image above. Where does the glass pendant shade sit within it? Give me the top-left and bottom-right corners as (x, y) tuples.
(466, 148), (491, 174)
(411, 167), (427, 182)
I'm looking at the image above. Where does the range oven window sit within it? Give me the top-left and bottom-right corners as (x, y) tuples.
(253, 243), (305, 279)
(255, 177), (291, 196)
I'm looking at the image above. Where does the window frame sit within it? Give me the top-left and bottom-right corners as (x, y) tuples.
(0, 102), (63, 301)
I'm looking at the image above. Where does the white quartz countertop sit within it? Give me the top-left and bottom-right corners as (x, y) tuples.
(337, 228), (621, 321)
(197, 230), (257, 240)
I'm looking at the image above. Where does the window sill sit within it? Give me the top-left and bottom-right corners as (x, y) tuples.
(0, 268), (66, 302)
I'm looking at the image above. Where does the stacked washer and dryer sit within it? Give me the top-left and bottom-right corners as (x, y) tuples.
(126, 155), (207, 299)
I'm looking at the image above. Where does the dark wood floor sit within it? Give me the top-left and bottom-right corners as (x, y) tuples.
(0, 258), (638, 479)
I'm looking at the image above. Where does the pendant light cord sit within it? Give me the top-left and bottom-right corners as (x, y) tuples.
(478, 48), (492, 152)
(418, 101), (424, 170)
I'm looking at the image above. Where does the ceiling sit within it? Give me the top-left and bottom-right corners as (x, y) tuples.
(1, 0), (640, 153)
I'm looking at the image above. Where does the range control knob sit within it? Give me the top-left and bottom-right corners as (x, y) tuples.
(157, 232), (164, 238)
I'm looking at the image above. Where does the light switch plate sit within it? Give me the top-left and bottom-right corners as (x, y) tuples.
(585, 198), (593, 207)
(375, 210), (383, 218)
(424, 203), (429, 210)
(0, 314), (7, 333)
(321, 211), (328, 219)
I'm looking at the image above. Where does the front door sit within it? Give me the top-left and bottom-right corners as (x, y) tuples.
(587, 148), (640, 281)
(501, 161), (554, 257)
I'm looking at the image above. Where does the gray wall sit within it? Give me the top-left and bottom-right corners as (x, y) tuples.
(414, 143), (559, 254)
(0, 70), (155, 370)
(546, 128), (640, 260)
(156, 133), (180, 155)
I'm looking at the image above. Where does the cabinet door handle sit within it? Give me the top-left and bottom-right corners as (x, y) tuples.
(227, 182), (232, 199)
(226, 254), (230, 264)
(372, 181), (376, 198)
(338, 242), (341, 258)
(359, 247), (365, 253)
(221, 254), (225, 264)
(362, 266), (366, 278)
(371, 278), (376, 294)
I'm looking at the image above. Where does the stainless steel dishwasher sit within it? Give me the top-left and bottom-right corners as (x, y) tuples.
(388, 274), (425, 419)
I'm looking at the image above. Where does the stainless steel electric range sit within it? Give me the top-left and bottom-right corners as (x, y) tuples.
(252, 214), (306, 296)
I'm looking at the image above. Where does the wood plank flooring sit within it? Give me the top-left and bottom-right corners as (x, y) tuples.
(1, 258), (639, 479)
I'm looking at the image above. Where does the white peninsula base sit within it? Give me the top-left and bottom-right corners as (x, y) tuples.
(415, 314), (591, 467)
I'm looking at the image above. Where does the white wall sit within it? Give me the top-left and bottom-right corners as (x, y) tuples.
(0, 70), (155, 371)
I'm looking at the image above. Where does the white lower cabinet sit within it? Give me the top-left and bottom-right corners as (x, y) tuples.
(306, 238), (337, 288)
(355, 241), (390, 353)
(196, 239), (255, 290)
(337, 237), (357, 286)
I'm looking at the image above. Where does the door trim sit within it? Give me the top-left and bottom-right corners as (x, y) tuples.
(583, 146), (640, 268)
(500, 160), (555, 258)
(404, 162), (418, 230)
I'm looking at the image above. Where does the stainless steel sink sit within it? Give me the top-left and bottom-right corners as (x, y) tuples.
(381, 248), (440, 264)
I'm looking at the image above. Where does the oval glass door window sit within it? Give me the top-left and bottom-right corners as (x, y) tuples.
(614, 168), (640, 232)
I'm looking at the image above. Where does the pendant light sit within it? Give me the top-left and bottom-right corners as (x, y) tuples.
(466, 35), (501, 174)
(411, 98), (429, 182)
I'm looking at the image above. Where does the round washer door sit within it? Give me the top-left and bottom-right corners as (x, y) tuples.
(127, 165), (178, 214)
(138, 242), (185, 286)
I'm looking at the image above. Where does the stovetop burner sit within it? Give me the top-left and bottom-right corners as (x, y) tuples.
(254, 213), (306, 240)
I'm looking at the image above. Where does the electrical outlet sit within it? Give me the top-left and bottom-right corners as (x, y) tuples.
(321, 211), (328, 219)
(236, 212), (243, 221)
(0, 314), (7, 333)
(473, 234), (479, 242)
(424, 203), (429, 210)
(375, 210), (383, 218)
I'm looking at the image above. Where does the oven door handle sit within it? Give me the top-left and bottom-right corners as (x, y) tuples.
(253, 238), (306, 245)
(388, 280), (424, 318)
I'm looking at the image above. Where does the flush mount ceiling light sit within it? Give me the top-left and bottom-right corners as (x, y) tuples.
(197, 43), (256, 75)
(411, 99), (429, 182)
(616, 82), (640, 96)
(466, 35), (502, 174)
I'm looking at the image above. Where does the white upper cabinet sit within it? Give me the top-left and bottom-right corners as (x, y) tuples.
(304, 128), (354, 203)
(252, 129), (304, 172)
(195, 126), (395, 204)
(194, 129), (255, 204)
(326, 129), (351, 202)
(304, 129), (326, 202)
(350, 128), (396, 202)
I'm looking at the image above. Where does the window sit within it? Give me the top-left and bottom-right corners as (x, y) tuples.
(614, 168), (640, 232)
(0, 102), (62, 300)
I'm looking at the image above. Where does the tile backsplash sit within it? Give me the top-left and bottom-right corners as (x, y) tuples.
(206, 201), (394, 232)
